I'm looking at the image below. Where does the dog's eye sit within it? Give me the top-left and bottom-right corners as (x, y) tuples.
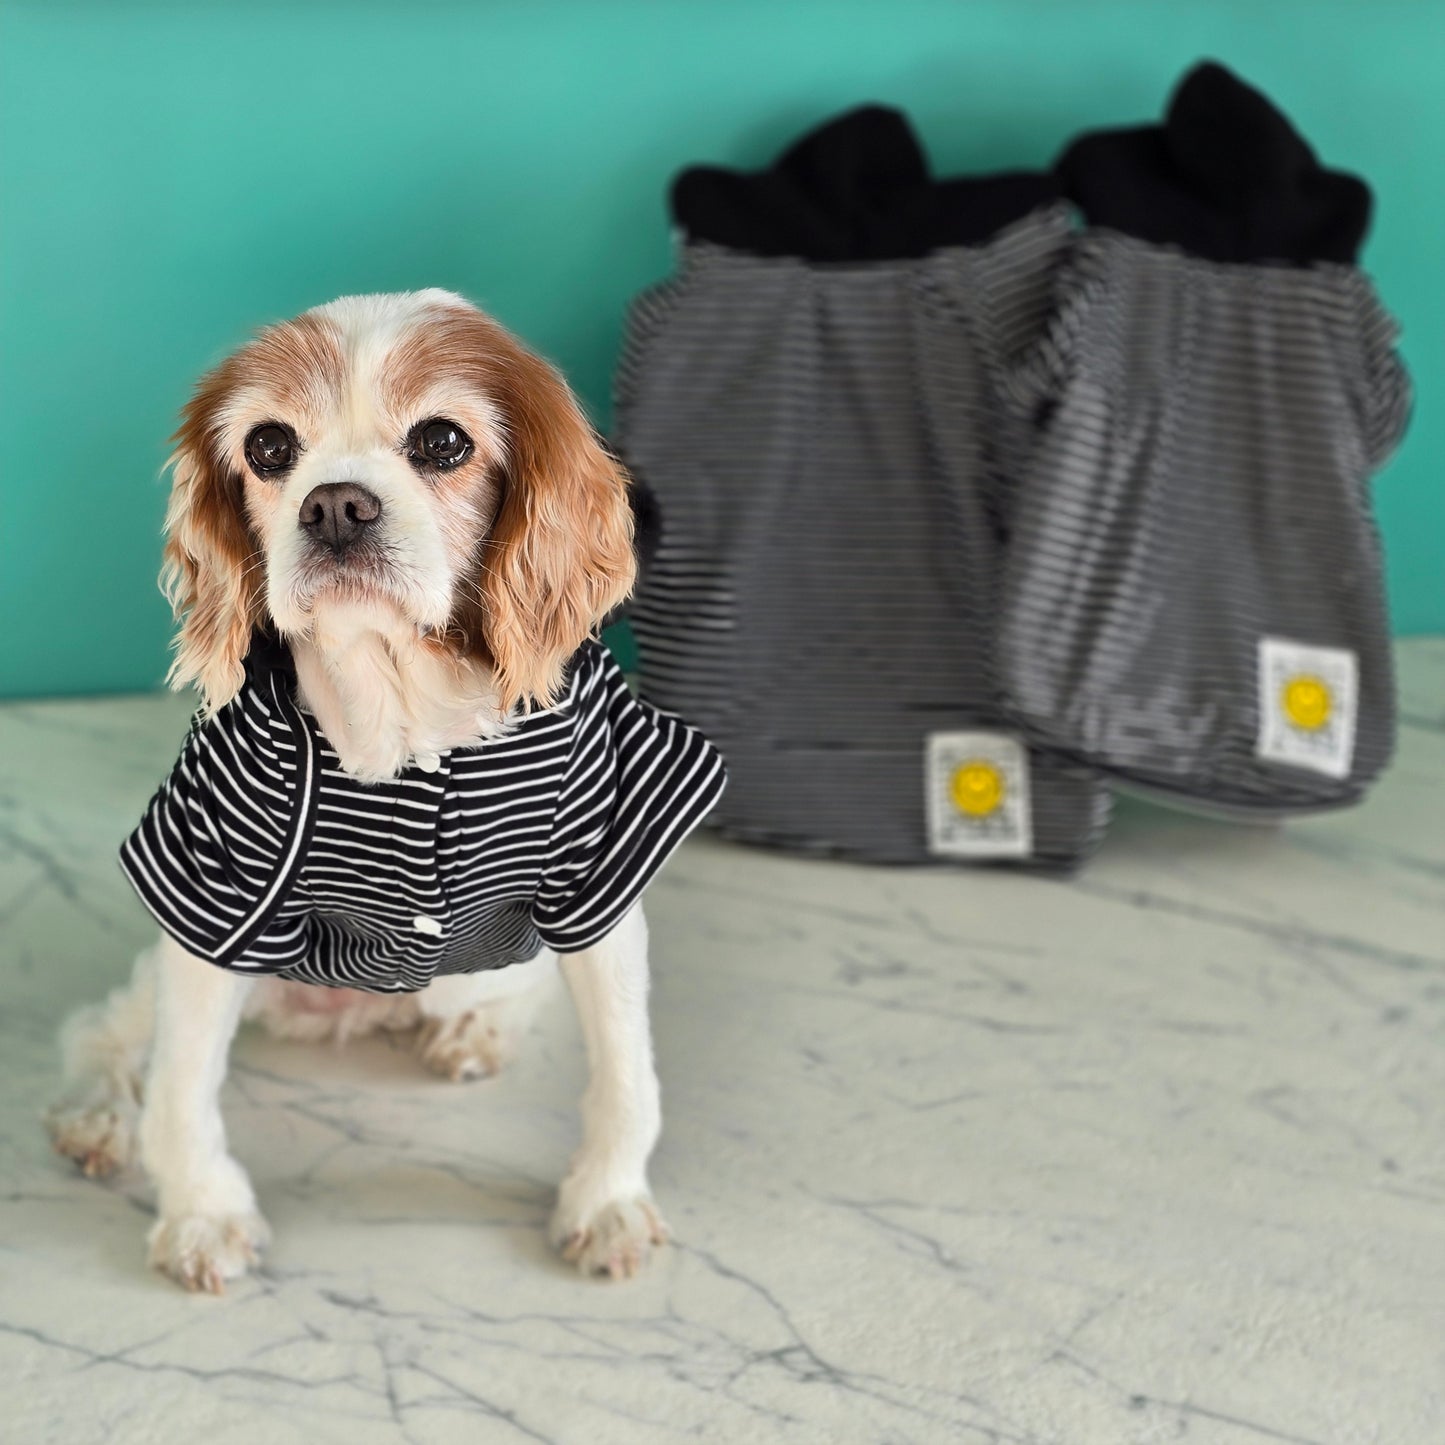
(244, 423), (297, 475)
(408, 418), (473, 471)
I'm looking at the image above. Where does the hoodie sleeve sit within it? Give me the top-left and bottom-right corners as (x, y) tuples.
(532, 645), (726, 954)
(1003, 241), (1109, 416)
(118, 682), (314, 973)
(1355, 280), (1412, 471)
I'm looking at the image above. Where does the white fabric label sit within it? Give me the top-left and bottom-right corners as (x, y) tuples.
(925, 731), (1033, 859)
(1256, 637), (1358, 779)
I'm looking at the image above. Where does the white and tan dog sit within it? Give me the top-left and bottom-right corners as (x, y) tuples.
(46, 291), (676, 1291)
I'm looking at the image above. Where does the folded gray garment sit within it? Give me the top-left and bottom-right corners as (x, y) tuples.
(617, 205), (1112, 868)
(997, 231), (1410, 817)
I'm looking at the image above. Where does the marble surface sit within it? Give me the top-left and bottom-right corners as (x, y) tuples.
(2, 640), (1443, 1445)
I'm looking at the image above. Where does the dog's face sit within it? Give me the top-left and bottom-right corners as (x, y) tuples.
(164, 290), (634, 713)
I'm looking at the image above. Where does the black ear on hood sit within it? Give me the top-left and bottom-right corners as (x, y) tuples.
(1165, 62), (1314, 201)
(672, 104), (1061, 261)
(1057, 61), (1372, 265)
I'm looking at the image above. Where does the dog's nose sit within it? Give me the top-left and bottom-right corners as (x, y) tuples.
(298, 483), (382, 553)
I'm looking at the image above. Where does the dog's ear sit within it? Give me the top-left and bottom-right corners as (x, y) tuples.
(451, 322), (635, 711)
(161, 365), (264, 714)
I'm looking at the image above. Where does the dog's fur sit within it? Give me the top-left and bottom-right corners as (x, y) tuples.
(45, 291), (668, 1289)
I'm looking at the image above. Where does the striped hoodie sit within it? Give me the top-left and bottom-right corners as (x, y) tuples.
(999, 63), (1411, 816)
(618, 106), (1112, 868)
(120, 636), (725, 992)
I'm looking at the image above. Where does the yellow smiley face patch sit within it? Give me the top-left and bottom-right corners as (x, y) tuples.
(926, 732), (1032, 858)
(1257, 638), (1357, 779)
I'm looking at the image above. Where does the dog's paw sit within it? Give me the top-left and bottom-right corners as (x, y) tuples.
(550, 1182), (669, 1280)
(414, 1009), (514, 1082)
(45, 1095), (139, 1179)
(147, 1210), (271, 1294)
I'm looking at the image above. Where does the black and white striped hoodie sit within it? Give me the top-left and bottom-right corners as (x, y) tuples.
(618, 107), (1112, 868)
(999, 63), (1411, 816)
(120, 636), (725, 993)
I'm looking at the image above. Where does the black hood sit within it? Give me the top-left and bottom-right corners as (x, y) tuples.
(672, 104), (1062, 261)
(1056, 62), (1372, 265)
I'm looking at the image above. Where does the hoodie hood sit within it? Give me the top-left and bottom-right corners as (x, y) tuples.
(672, 104), (1062, 261)
(1056, 62), (1372, 265)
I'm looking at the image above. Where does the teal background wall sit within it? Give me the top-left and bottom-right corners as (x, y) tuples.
(2, 0), (1440, 699)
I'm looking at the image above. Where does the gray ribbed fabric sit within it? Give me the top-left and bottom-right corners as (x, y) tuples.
(998, 230), (1411, 815)
(617, 205), (1111, 867)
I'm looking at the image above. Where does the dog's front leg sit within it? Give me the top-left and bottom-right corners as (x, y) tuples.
(551, 903), (668, 1278)
(139, 932), (267, 1293)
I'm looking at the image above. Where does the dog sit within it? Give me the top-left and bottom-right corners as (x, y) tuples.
(45, 290), (724, 1291)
